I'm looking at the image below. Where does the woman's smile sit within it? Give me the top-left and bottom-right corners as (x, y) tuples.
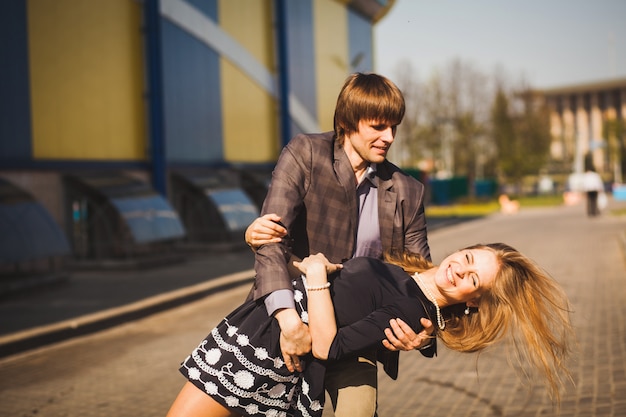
(446, 266), (455, 286)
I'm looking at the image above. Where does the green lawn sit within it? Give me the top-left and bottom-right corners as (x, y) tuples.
(425, 201), (500, 217)
(426, 194), (626, 218)
(425, 195), (564, 218)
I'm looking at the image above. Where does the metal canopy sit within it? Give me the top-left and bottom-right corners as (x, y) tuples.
(0, 179), (71, 263)
(65, 173), (185, 245)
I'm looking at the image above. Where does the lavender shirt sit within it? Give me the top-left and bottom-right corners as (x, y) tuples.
(265, 164), (381, 315)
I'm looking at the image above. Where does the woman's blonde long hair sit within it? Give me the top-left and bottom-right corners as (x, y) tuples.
(385, 243), (574, 403)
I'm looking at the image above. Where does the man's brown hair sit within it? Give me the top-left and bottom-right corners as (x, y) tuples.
(333, 73), (405, 145)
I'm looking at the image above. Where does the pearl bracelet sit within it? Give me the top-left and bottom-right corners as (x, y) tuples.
(305, 282), (331, 291)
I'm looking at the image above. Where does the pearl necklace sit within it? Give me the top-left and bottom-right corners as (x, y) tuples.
(413, 272), (445, 330)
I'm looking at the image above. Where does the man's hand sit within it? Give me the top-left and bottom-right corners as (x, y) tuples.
(382, 317), (434, 351)
(274, 308), (311, 372)
(245, 214), (287, 250)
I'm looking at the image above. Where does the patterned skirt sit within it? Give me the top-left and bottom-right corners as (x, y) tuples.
(179, 277), (327, 417)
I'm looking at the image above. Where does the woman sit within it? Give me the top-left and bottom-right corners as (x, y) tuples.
(167, 243), (573, 417)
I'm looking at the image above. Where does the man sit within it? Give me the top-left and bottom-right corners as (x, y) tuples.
(246, 73), (433, 417)
(582, 166), (604, 217)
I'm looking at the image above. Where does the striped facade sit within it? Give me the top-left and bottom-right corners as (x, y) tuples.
(0, 0), (393, 262)
(540, 78), (626, 181)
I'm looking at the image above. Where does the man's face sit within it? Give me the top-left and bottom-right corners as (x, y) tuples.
(344, 120), (397, 165)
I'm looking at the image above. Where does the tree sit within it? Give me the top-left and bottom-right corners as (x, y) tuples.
(517, 89), (551, 178)
(391, 58), (550, 197)
(603, 118), (625, 183)
(392, 60), (424, 168)
(491, 88), (519, 188)
(491, 86), (552, 193)
(454, 112), (490, 197)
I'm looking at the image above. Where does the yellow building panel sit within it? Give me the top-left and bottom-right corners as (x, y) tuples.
(28, 0), (146, 160)
(314, 0), (349, 132)
(219, 0), (278, 162)
(220, 61), (278, 163)
(219, 0), (275, 69)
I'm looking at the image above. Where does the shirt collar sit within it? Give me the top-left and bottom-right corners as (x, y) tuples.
(358, 164), (378, 187)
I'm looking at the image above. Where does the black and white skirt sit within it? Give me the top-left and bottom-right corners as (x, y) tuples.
(179, 277), (327, 417)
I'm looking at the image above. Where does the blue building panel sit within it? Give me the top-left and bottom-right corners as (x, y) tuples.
(348, 9), (373, 73)
(186, 0), (218, 19)
(161, 18), (223, 164)
(0, 0), (33, 161)
(285, 0), (317, 136)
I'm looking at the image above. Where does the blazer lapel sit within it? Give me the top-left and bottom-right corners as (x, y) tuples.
(334, 141), (358, 211)
(333, 141), (358, 240)
(377, 164), (397, 251)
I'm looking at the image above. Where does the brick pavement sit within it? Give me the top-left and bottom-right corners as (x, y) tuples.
(0, 199), (624, 417)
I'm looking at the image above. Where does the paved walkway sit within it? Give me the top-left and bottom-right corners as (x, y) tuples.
(0, 244), (257, 357)
(0, 199), (624, 416)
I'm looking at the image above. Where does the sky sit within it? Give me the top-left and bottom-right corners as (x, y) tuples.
(373, 0), (626, 89)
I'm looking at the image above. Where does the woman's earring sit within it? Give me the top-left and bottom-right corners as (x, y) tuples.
(464, 306), (470, 315)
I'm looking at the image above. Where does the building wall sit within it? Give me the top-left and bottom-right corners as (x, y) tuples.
(2, 0), (385, 168)
(161, 4), (223, 164)
(220, 0), (277, 163)
(313, 0), (349, 132)
(285, 0), (317, 139)
(348, 9), (374, 73)
(0, 0), (32, 161)
(0, 0), (389, 240)
(543, 80), (626, 178)
(27, 0), (146, 161)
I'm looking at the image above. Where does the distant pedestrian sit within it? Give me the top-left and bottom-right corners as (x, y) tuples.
(582, 168), (604, 217)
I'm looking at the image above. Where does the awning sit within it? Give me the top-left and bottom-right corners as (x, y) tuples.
(205, 188), (259, 232)
(65, 173), (185, 244)
(171, 169), (259, 237)
(0, 179), (71, 263)
(109, 193), (186, 244)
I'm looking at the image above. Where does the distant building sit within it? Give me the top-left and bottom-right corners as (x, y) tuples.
(539, 78), (626, 182)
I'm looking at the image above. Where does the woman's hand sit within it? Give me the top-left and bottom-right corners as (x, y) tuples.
(293, 253), (342, 276)
(293, 253), (341, 360)
(245, 214), (287, 250)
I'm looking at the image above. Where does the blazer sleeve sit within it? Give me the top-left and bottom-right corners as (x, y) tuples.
(251, 135), (312, 300)
(402, 181), (431, 261)
(379, 163), (431, 262)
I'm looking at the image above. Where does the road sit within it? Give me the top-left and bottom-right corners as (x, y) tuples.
(1, 202), (625, 417)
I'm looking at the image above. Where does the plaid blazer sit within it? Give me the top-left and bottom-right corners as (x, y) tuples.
(251, 131), (430, 300)
(250, 131), (434, 378)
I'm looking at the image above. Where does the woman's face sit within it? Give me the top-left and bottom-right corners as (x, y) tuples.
(435, 248), (499, 306)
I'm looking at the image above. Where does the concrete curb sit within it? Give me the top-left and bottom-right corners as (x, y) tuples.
(0, 269), (255, 358)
